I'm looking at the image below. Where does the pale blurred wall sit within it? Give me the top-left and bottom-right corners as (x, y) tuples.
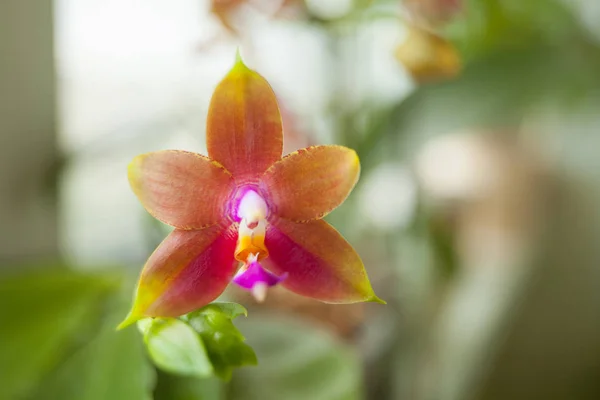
(0, 1), (58, 263)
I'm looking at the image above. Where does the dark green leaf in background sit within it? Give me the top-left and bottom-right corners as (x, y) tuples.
(28, 288), (156, 400)
(154, 371), (223, 400)
(0, 268), (118, 400)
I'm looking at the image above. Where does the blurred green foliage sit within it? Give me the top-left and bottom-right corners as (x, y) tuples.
(0, 268), (154, 400)
(230, 316), (363, 400)
(0, 267), (362, 400)
(0, 268), (121, 399)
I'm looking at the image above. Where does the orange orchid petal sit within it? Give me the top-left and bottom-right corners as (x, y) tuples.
(263, 218), (383, 304)
(128, 150), (234, 229)
(118, 224), (239, 329)
(206, 55), (283, 182)
(260, 145), (360, 222)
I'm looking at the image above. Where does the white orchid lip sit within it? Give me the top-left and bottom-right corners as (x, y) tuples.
(236, 189), (268, 228)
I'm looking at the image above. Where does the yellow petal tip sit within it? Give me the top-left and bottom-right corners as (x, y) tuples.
(127, 155), (145, 186)
(116, 310), (143, 331)
(368, 295), (387, 305)
(233, 48), (249, 72)
(352, 150), (360, 167)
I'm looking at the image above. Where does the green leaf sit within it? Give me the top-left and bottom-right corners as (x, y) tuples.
(136, 302), (256, 382)
(0, 268), (118, 399)
(139, 318), (214, 378)
(229, 316), (363, 400)
(185, 310), (244, 342)
(198, 302), (248, 319)
(183, 304), (257, 381)
(208, 339), (257, 381)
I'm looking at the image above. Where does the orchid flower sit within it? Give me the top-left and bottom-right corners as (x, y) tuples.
(118, 53), (383, 329)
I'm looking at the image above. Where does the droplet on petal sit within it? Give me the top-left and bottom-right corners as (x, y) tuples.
(233, 255), (287, 302)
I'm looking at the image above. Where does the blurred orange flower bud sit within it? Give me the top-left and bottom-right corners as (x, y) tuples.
(395, 25), (461, 82)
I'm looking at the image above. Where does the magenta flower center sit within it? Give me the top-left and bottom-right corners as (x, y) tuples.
(229, 186), (269, 224)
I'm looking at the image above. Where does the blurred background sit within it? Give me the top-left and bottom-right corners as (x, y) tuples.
(2, 0), (600, 399)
